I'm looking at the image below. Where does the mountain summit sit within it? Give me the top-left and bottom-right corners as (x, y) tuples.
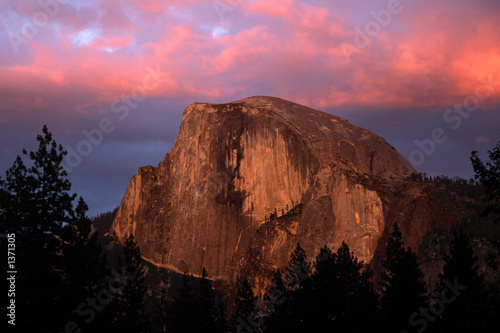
(111, 96), (439, 286)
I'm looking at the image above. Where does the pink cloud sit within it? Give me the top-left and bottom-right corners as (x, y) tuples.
(2, 0), (500, 218)
(0, 141), (13, 154)
(1, 0), (499, 118)
(476, 136), (491, 144)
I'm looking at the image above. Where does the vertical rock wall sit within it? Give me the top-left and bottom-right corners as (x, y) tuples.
(111, 96), (416, 282)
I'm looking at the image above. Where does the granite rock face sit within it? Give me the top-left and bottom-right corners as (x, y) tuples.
(111, 96), (424, 283)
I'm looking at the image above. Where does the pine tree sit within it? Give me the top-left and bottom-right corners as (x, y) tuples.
(63, 198), (108, 293)
(471, 139), (500, 223)
(114, 234), (150, 332)
(231, 277), (260, 333)
(380, 222), (428, 332)
(311, 242), (378, 332)
(199, 268), (227, 332)
(61, 197), (111, 332)
(470, 138), (500, 332)
(0, 155), (32, 233)
(24, 125), (77, 231)
(435, 229), (487, 332)
(167, 268), (227, 332)
(309, 244), (339, 331)
(264, 244), (313, 333)
(169, 271), (202, 333)
(0, 126), (84, 332)
(152, 286), (170, 333)
(283, 243), (312, 290)
(1, 126), (117, 332)
(262, 269), (287, 331)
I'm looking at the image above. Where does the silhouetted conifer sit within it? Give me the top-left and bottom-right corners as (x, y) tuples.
(114, 234), (150, 332)
(169, 269), (226, 333)
(264, 244), (313, 333)
(309, 242), (378, 332)
(63, 197), (113, 332)
(0, 155), (31, 233)
(1, 126), (100, 332)
(434, 229), (488, 332)
(199, 268), (226, 332)
(152, 286), (170, 333)
(380, 222), (428, 333)
(231, 277), (260, 333)
(283, 243), (312, 290)
(262, 269), (287, 331)
(470, 139), (500, 331)
(471, 138), (500, 223)
(169, 272), (197, 332)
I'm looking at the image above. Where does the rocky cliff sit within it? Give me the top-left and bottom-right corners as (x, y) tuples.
(110, 96), (457, 288)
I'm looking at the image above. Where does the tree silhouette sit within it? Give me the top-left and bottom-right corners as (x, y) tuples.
(231, 277), (260, 333)
(283, 243), (312, 290)
(199, 268), (226, 332)
(0, 126), (99, 332)
(470, 139), (500, 331)
(262, 269), (287, 331)
(24, 125), (77, 231)
(380, 222), (428, 332)
(62, 197), (108, 293)
(471, 138), (500, 223)
(114, 234), (150, 332)
(151, 284), (170, 333)
(169, 272), (198, 333)
(435, 229), (488, 332)
(169, 269), (227, 333)
(264, 244), (313, 332)
(310, 242), (378, 332)
(264, 242), (378, 332)
(0, 155), (31, 233)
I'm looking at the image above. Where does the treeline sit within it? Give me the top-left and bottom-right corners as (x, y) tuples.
(158, 223), (498, 333)
(0, 126), (156, 332)
(1, 127), (499, 332)
(410, 172), (478, 185)
(96, 223), (499, 333)
(91, 207), (119, 238)
(409, 172), (483, 199)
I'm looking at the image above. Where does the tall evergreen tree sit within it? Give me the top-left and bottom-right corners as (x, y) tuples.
(61, 197), (112, 332)
(1, 126), (85, 332)
(264, 244), (313, 333)
(310, 242), (378, 332)
(435, 229), (487, 332)
(114, 234), (150, 332)
(231, 277), (260, 333)
(169, 270), (225, 333)
(470, 138), (500, 332)
(283, 243), (312, 290)
(471, 139), (500, 223)
(24, 125), (77, 231)
(380, 222), (428, 333)
(0, 155), (32, 233)
(152, 286), (170, 333)
(199, 268), (227, 332)
(262, 269), (287, 331)
(63, 198), (108, 293)
(169, 272), (195, 332)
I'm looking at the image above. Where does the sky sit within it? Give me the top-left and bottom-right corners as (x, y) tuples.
(0, 0), (499, 217)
